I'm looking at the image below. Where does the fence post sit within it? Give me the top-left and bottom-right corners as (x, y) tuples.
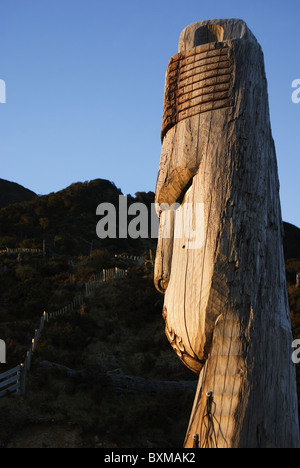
(27, 349), (32, 372)
(19, 363), (25, 395)
(16, 367), (21, 396)
(40, 314), (45, 333)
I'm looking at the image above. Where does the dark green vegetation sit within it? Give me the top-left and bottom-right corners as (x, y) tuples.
(0, 179), (299, 447)
(283, 222), (300, 260)
(0, 179), (156, 255)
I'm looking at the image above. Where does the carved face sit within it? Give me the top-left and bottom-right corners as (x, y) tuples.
(155, 20), (251, 373)
(155, 163), (222, 373)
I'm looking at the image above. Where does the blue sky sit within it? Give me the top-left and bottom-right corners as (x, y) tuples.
(1, 0), (299, 227)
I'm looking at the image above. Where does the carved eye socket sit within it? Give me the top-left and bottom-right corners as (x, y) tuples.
(194, 24), (224, 46)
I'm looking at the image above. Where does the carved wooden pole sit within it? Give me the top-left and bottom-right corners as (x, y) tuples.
(155, 19), (300, 448)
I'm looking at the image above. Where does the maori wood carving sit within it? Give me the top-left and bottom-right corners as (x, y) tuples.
(154, 19), (300, 448)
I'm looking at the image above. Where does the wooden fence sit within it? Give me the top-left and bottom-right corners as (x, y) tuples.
(114, 254), (144, 266)
(0, 267), (127, 398)
(85, 267), (126, 296)
(0, 366), (22, 397)
(0, 248), (44, 256)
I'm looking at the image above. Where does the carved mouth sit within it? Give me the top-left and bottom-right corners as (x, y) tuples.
(162, 306), (205, 374)
(154, 173), (196, 296)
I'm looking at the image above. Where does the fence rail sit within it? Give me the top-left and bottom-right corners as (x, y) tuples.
(0, 266), (127, 398)
(0, 365), (21, 397)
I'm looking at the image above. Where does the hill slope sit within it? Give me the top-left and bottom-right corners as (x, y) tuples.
(0, 177), (297, 259)
(0, 179), (156, 256)
(0, 179), (299, 447)
(283, 222), (300, 259)
(0, 179), (36, 209)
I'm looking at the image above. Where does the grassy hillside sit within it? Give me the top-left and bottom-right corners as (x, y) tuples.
(0, 180), (190, 447)
(0, 265), (195, 448)
(0, 179), (299, 447)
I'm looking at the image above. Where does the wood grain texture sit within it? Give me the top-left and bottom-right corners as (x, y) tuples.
(155, 19), (300, 448)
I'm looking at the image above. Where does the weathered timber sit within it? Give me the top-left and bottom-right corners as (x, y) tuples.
(105, 372), (197, 395)
(155, 18), (300, 448)
(38, 361), (197, 394)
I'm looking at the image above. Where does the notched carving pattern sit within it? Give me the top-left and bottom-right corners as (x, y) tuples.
(161, 42), (233, 141)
